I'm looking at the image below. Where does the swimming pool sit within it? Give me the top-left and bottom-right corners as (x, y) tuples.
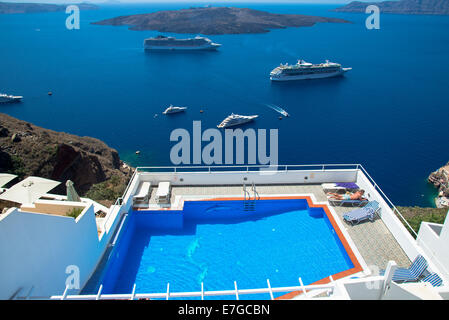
(98, 197), (361, 299)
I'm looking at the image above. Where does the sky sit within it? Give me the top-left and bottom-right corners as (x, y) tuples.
(3, 0), (364, 4)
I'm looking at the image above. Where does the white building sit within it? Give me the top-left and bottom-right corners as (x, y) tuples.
(0, 165), (448, 300)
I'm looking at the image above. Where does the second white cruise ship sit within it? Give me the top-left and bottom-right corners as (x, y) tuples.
(270, 59), (352, 81)
(144, 35), (221, 51)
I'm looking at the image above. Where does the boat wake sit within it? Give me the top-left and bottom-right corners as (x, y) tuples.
(265, 104), (289, 117)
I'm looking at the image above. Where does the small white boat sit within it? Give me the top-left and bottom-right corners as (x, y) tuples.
(267, 104), (289, 117)
(163, 104), (187, 114)
(0, 93), (23, 103)
(217, 113), (258, 128)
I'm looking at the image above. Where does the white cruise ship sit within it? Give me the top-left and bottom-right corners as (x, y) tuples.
(270, 59), (352, 81)
(0, 93), (22, 103)
(144, 35), (221, 51)
(217, 113), (258, 128)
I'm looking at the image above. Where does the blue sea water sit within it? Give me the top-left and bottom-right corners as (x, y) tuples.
(1, 3), (449, 206)
(99, 199), (353, 298)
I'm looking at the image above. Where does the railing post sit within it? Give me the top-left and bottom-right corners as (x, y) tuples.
(130, 284), (136, 300)
(201, 282), (204, 300)
(380, 261), (397, 300)
(25, 286), (34, 300)
(96, 284), (103, 300)
(234, 281), (239, 300)
(298, 277), (308, 298)
(61, 285), (69, 300)
(266, 279), (274, 300)
(166, 283), (170, 300)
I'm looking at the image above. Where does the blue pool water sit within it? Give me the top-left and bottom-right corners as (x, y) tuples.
(98, 199), (354, 299)
(1, 3), (449, 206)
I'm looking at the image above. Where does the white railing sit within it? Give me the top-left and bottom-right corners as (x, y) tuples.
(51, 276), (341, 300)
(357, 164), (418, 238)
(135, 164), (361, 173)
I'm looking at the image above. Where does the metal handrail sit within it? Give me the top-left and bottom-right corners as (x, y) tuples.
(357, 164), (418, 238)
(243, 183), (250, 201)
(251, 182), (260, 200)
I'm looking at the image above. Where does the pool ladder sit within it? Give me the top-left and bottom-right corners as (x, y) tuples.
(243, 183), (259, 211)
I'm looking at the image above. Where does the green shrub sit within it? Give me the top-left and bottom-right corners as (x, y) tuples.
(66, 207), (83, 219)
(85, 175), (126, 201)
(396, 206), (448, 237)
(8, 155), (26, 178)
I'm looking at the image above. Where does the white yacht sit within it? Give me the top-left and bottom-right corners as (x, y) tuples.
(163, 105), (187, 114)
(0, 93), (23, 103)
(217, 113), (258, 128)
(144, 35), (221, 51)
(270, 59), (352, 81)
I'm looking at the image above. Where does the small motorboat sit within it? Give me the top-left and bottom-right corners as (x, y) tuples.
(163, 104), (187, 114)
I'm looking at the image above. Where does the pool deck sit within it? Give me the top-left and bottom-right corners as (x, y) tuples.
(138, 183), (411, 272)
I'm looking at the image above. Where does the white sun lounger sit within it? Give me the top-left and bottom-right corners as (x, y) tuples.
(156, 181), (171, 204)
(133, 181), (151, 204)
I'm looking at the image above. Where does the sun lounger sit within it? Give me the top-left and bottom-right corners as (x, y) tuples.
(422, 272), (443, 287)
(322, 182), (359, 193)
(380, 254), (428, 283)
(133, 182), (151, 204)
(327, 195), (369, 207)
(343, 200), (380, 225)
(156, 181), (171, 204)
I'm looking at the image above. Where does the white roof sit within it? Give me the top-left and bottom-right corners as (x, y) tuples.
(0, 176), (61, 204)
(156, 181), (171, 197)
(0, 173), (17, 187)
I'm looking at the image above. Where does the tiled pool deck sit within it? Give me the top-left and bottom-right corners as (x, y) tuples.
(143, 183), (411, 272)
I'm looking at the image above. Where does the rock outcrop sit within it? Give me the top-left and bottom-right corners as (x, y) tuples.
(0, 2), (98, 14)
(0, 113), (132, 195)
(92, 6), (350, 35)
(428, 163), (449, 207)
(334, 0), (449, 15)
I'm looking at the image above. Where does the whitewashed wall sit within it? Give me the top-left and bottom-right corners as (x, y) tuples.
(417, 214), (449, 281)
(138, 169), (358, 186)
(0, 202), (124, 299)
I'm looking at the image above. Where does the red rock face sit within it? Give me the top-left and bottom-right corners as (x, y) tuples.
(0, 113), (132, 195)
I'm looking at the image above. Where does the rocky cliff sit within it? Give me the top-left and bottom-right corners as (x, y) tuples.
(428, 163), (449, 207)
(334, 0), (449, 15)
(0, 113), (132, 196)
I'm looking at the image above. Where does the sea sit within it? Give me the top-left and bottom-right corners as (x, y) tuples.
(1, 2), (449, 207)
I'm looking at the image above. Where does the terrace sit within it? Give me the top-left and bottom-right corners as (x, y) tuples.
(4, 165), (449, 300)
(70, 164), (447, 300)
